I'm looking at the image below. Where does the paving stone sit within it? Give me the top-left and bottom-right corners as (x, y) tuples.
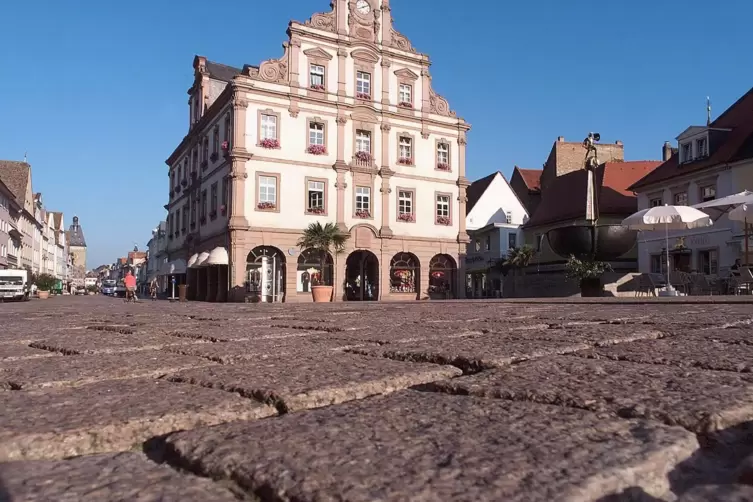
(166, 352), (461, 412)
(159, 325), (319, 342)
(28, 331), (206, 355)
(425, 355), (753, 433)
(679, 328), (753, 346)
(0, 378), (275, 461)
(164, 390), (698, 502)
(576, 338), (753, 373)
(0, 452), (241, 501)
(351, 333), (592, 371)
(0, 350), (215, 390)
(0, 342), (59, 362)
(677, 484), (753, 501)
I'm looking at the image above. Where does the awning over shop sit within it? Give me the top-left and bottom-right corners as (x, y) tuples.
(187, 253), (200, 268)
(206, 247), (229, 266)
(195, 252), (210, 268)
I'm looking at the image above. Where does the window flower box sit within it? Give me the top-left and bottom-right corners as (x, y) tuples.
(310, 84), (325, 91)
(436, 163), (450, 171)
(210, 151), (219, 162)
(397, 213), (415, 222)
(221, 141), (230, 157)
(355, 151), (371, 162)
(436, 216), (451, 225)
(200, 160), (208, 170)
(257, 202), (276, 210)
(398, 102), (413, 109)
(260, 138), (280, 149)
(355, 209), (371, 218)
(356, 92), (371, 100)
(307, 207), (325, 215)
(220, 204), (227, 215)
(307, 144), (327, 155)
(175, 185), (182, 194)
(181, 179), (188, 187)
(397, 157), (412, 165)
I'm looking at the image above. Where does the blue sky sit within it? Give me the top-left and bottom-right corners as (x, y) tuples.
(1, 0), (751, 267)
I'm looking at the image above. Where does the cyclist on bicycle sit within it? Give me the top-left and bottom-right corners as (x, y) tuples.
(124, 271), (138, 302)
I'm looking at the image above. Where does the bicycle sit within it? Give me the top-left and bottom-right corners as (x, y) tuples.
(124, 289), (137, 303)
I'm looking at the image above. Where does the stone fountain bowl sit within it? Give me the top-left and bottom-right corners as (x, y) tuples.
(546, 224), (637, 261)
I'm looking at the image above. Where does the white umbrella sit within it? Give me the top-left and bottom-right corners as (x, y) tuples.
(729, 204), (753, 267)
(622, 205), (713, 296)
(693, 190), (753, 217)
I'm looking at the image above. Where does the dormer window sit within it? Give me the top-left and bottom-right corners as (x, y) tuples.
(681, 142), (692, 163)
(696, 137), (707, 158)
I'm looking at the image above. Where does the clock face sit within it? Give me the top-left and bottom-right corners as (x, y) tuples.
(355, 0), (370, 15)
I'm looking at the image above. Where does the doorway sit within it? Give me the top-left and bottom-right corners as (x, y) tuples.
(345, 250), (379, 301)
(246, 246), (286, 302)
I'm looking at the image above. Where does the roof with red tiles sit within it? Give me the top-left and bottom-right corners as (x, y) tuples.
(630, 86), (753, 191)
(514, 167), (542, 192)
(525, 160), (661, 228)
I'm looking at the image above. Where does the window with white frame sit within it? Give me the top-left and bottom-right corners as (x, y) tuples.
(649, 197), (663, 207)
(436, 194), (450, 218)
(437, 143), (449, 166)
(260, 114), (277, 141)
(398, 136), (412, 162)
(505, 211), (512, 224)
(258, 176), (277, 205)
(355, 187), (371, 212)
(696, 137), (707, 158)
(700, 185), (716, 202)
(398, 84), (412, 104)
(508, 233), (517, 249)
(307, 180), (325, 212)
(356, 130), (371, 153)
(398, 190), (413, 215)
(309, 122), (324, 146)
(310, 64), (325, 88)
(356, 71), (371, 97)
(681, 142), (692, 163)
(674, 191), (688, 206)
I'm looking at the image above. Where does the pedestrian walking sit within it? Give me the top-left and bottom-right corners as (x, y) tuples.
(124, 271), (138, 302)
(149, 278), (158, 301)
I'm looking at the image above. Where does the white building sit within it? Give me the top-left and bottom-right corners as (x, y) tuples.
(146, 221), (168, 291)
(165, 0), (472, 302)
(631, 87), (753, 275)
(463, 171), (530, 298)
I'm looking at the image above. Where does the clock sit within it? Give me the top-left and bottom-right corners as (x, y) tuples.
(355, 0), (371, 15)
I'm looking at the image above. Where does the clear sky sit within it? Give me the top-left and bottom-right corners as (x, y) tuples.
(1, 0), (751, 267)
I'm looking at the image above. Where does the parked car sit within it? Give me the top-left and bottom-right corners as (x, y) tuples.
(75, 285), (87, 295)
(101, 279), (117, 296)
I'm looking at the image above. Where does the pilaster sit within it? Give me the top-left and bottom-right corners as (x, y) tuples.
(229, 92), (252, 231)
(380, 58), (391, 106)
(336, 0), (348, 35)
(289, 35), (301, 88)
(457, 172), (470, 244)
(337, 48), (347, 98)
(380, 1), (392, 46)
(334, 164), (348, 231)
(420, 68), (431, 138)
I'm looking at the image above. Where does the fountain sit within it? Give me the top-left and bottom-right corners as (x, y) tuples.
(545, 133), (637, 261)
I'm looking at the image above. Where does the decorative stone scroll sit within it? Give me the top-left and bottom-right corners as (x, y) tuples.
(429, 89), (457, 118)
(256, 43), (290, 84)
(390, 28), (416, 53)
(304, 8), (336, 32)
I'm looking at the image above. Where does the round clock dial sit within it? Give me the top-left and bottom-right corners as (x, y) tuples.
(356, 0), (371, 15)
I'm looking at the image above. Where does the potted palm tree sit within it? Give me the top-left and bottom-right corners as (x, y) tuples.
(502, 245), (535, 297)
(35, 273), (57, 300)
(297, 222), (349, 302)
(564, 255), (612, 297)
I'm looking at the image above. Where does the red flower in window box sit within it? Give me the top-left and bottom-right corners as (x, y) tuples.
(356, 92), (371, 100)
(397, 157), (412, 165)
(257, 202), (276, 210)
(221, 141), (230, 157)
(220, 205), (227, 215)
(398, 101), (413, 109)
(436, 163), (450, 171)
(355, 210), (370, 218)
(307, 207), (325, 215)
(397, 213), (415, 222)
(307, 144), (327, 155)
(355, 151), (371, 162)
(436, 216), (451, 225)
(260, 138), (280, 149)
(310, 84), (325, 91)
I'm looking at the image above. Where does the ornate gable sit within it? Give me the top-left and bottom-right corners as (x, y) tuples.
(256, 43), (291, 83)
(304, 3), (336, 33)
(302, 47), (333, 61)
(393, 68), (418, 81)
(350, 48), (379, 64)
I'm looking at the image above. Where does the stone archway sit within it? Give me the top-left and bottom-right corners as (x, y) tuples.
(246, 246), (286, 302)
(389, 252), (420, 299)
(429, 254), (457, 300)
(345, 250), (379, 301)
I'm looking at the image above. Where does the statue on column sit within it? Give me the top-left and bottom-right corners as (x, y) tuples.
(582, 132), (601, 223)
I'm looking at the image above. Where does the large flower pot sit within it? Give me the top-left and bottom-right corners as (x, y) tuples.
(38, 290), (50, 300)
(579, 278), (603, 298)
(311, 285), (333, 303)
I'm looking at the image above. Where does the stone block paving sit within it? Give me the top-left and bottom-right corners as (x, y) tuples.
(0, 296), (752, 501)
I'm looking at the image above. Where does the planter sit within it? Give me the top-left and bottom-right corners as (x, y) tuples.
(311, 285), (333, 303)
(38, 290), (49, 300)
(579, 278), (603, 298)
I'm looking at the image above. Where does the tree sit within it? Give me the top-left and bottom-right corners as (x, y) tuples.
(503, 245), (536, 297)
(296, 222), (349, 286)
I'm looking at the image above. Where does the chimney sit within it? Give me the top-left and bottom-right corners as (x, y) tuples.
(557, 136), (565, 142)
(662, 141), (672, 161)
(615, 140), (623, 146)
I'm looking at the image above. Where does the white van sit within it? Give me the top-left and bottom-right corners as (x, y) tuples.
(0, 269), (30, 301)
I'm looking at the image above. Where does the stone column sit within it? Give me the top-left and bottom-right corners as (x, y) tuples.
(379, 122), (393, 238)
(228, 90), (252, 232)
(380, 58), (391, 106)
(337, 49), (347, 98)
(336, 0), (348, 35)
(333, 255), (346, 302)
(380, 1), (392, 46)
(289, 35), (301, 88)
(456, 133), (470, 245)
(229, 233), (246, 302)
(335, 168), (348, 231)
(336, 116), (348, 164)
(420, 68), (431, 137)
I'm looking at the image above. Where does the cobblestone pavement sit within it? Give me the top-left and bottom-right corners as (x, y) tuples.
(1, 296), (753, 501)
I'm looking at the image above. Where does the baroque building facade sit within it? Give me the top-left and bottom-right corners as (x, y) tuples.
(165, 0), (471, 302)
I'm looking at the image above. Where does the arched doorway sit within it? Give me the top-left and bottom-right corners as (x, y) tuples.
(429, 254), (457, 299)
(246, 246), (286, 302)
(297, 248), (334, 293)
(389, 252), (420, 298)
(345, 250), (379, 301)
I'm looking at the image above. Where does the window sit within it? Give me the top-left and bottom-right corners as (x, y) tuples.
(261, 114), (277, 141)
(297, 248), (333, 292)
(398, 136), (412, 164)
(212, 127), (220, 156)
(437, 142), (449, 170)
(224, 114), (231, 142)
(258, 175), (277, 209)
(306, 180), (326, 214)
(535, 233), (543, 252)
(435, 194), (450, 225)
(698, 249), (718, 275)
(182, 206), (189, 232)
(397, 190), (414, 221)
(649, 197), (663, 207)
(681, 142), (692, 163)
(674, 191), (688, 206)
(398, 83), (412, 104)
(696, 138), (707, 158)
(700, 185), (716, 202)
(222, 177), (228, 208)
(355, 130), (371, 153)
(200, 190), (207, 221)
(505, 211), (512, 224)
(202, 137), (208, 162)
(310, 64), (325, 89)
(390, 252), (419, 294)
(309, 121), (325, 148)
(356, 71), (371, 98)
(508, 233), (517, 249)
(210, 182), (218, 216)
(485, 235), (491, 251)
(190, 199), (196, 226)
(650, 254), (665, 274)
(355, 186), (371, 216)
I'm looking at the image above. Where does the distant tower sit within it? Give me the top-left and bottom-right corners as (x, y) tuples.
(67, 216), (87, 282)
